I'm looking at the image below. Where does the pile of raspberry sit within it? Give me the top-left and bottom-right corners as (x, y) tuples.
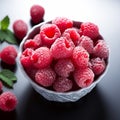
(20, 17), (109, 92)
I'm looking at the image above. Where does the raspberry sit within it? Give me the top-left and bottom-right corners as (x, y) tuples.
(79, 35), (94, 54)
(72, 46), (89, 69)
(0, 81), (3, 92)
(24, 39), (40, 50)
(52, 17), (73, 33)
(13, 20), (28, 40)
(33, 34), (42, 46)
(40, 24), (61, 46)
(30, 4), (45, 24)
(20, 48), (34, 68)
(0, 91), (18, 112)
(80, 22), (99, 40)
(53, 77), (73, 92)
(31, 47), (52, 69)
(62, 28), (81, 45)
(50, 37), (75, 59)
(54, 58), (75, 77)
(74, 68), (94, 88)
(90, 57), (106, 75)
(93, 40), (109, 59)
(1, 45), (17, 65)
(35, 68), (56, 87)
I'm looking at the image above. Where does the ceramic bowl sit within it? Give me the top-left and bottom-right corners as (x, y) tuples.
(18, 20), (109, 102)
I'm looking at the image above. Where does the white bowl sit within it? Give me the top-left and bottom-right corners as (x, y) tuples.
(18, 21), (109, 102)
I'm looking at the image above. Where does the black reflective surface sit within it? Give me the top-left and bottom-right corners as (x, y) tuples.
(0, 0), (120, 120)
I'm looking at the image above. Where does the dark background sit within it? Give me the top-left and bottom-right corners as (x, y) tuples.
(0, 0), (120, 120)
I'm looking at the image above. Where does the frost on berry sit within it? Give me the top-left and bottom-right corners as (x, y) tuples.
(74, 68), (94, 88)
(62, 28), (81, 45)
(40, 24), (61, 46)
(80, 22), (99, 40)
(0, 91), (18, 111)
(54, 58), (75, 77)
(13, 20), (28, 40)
(90, 57), (106, 75)
(33, 34), (42, 46)
(52, 17), (73, 33)
(31, 47), (52, 69)
(30, 4), (45, 24)
(20, 48), (34, 68)
(93, 40), (109, 59)
(35, 68), (56, 87)
(53, 77), (73, 92)
(50, 37), (75, 59)
(78, 35), (94, 54)
(1, 45), (17, 65)
(72, 46), (89, 69)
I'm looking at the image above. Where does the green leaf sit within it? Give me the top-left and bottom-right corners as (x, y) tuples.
(0, 29), (17, 44)
(1, 16), (10, 30)
(0, 69), (17, 87)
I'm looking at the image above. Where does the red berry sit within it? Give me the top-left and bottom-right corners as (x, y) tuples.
(20, 48), (34, 68)
(79, 35), (94, 54)
(52, 17), (73, 33)
(31, 47), (52, 69)
(40, 24), (61, 46)
(13, 20), (28, 40)
(74, 68), (94, 88)
(50, 37), (75, 59)
(54, 58), (74, 77)
(62, 28), (80, 45)
(0, 91), (18, 112)
(1, 45), (17, 65)
(72, 46), (89, 69)
(35, 68), (56, 87)
(30, 4), (45, 24)
(33, 34), (42, 46)
(53, 77), (73, 92)
(93, 40), (109, 59)
(0, 81), (3, 92)
(80, 22), (99, 40)
(24, 39), (40, 50)
(90, 57), (106, 75)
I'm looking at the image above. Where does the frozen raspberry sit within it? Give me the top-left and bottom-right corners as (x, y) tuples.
(33, 34), (42, 46)
(80, 22), (99, 40)
(1, 45), (17, 65)
(0, 91), (18, 112)
(35, 68), (56, 87)
(52, 17), (73, 33)
(72, 46), (89, 69)
(50, 37), (75, 59)
(13, 20), (28, 40)
(30, 4), (45, 24)
(54, 58), (75, 77)
(24, 39), (40, 50)
(93, 40), (109, 59)
(74, 68), (94, 88)
(79, 35), (94, 54)
(31, 47), (52, 69)
(53, 77), (73, 92)
(90, 57), (106, 75)
(62, 28), (81, 45)
(20, 48), (34, 68)
(0, 81), (3, 92)
(40, 24), (61, 46)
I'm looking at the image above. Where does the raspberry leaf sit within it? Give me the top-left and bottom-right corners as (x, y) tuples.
(0, 69), (17, 87)
(0, 16), (10, 30)
(0, 16), (17, 44)
(0, 29), (17, 44)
